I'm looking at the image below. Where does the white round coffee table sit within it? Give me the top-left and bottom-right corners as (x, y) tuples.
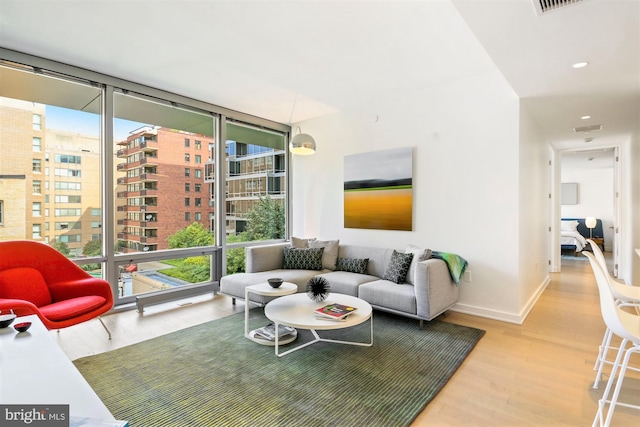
(244, 281), (298, 345)
(264, 292), (373, 357)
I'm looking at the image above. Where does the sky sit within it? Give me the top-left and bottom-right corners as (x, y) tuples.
(46, 105), (147, 141)
(343, 147), (412, 183)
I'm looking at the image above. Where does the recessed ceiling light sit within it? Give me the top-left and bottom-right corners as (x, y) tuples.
(573, 61), (589, 69)
(581, 115), (591, 120)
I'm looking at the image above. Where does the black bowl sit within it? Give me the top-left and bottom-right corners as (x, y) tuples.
(268, 278), (284, 288)
(0, 313), (17, 328)
(14, 322), (32, 333)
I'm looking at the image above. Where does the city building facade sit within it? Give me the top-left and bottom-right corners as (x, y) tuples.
(0, 98), (101, 257)
(116, 127), (215, 253)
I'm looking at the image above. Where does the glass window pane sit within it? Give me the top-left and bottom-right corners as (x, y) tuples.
(0, 65), (102, 260)
(222, 123), (286, 274)
(114, 92), (216, 298)
(117, 255), (212, 298)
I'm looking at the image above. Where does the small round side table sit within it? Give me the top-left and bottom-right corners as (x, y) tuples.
(244, 282), (297, 345)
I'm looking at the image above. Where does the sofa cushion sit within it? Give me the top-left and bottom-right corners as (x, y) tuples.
(39, 295), (107, 321)
(382, 250), (414, 284)
(358, 280), (417, 315)
(405, 245), (432, 285)
(336, 257), (369, 274)
(283, 247), (324, 270)
(0, 267), (52, 307)
(220, 269), (319, 302)
(309, 239), (340, 270)
(316, 270), (379, 296)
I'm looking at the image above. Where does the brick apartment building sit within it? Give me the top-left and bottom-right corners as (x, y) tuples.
(117, 125), (287, 251)
(1, 98), (286, 256)
(116, 126), (215, 253)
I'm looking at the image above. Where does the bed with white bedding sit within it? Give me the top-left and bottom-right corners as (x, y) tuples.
(561, 230), (588, 252)
(560, 218), (603, 255)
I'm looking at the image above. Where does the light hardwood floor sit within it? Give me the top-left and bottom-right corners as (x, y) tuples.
(54, 256), (639, 426)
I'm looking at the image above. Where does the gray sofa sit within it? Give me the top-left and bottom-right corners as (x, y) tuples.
(220, 242), (459, 323)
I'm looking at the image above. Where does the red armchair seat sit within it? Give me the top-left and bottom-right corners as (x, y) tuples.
(0, 241), (114, 332)
(39, 296), (107, 321)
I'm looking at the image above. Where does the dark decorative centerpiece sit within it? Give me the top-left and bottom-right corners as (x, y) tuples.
(306, 277), (330, 302)
(267, 278), (284, 288)
(14, 321), (32, 333)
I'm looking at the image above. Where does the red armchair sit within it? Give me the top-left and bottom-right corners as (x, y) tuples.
(0, 240), (114, 338)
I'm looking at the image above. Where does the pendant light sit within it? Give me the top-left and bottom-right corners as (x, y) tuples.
(290, 126), (316, 155)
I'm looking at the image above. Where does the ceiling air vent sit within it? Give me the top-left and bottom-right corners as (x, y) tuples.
(533, 0), (584, 15)
(573, 124), (602, 133)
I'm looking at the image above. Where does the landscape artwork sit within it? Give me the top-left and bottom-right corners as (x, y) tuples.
(344, 147), (413, 231)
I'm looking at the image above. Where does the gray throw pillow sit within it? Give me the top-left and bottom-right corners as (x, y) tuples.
(291, 236), (317, 248)
(383, 250), (414, 284)
(308, 239), (340, 270)
(405, 244), (432, 285)
(336, 257), (369, 275)
(283, 247), (324, 270)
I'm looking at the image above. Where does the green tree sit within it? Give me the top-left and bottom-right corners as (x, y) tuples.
(78, 239), (102, 272)
(244, 196), (285, 241)
(163, 222), (215, 283)
(83, 239), (102, 257)
(226, 232), (247, 275)
(167, 222), (214, 248)
(52, 241), (70, 257)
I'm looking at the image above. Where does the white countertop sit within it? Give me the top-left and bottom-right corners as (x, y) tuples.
(0, 315), (115, 420)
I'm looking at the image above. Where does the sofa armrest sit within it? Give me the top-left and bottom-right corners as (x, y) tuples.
(414, 258), (459, 320)
(245, 243), (288, 273)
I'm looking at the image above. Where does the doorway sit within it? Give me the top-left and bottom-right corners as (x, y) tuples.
(555, 147), (618, 275)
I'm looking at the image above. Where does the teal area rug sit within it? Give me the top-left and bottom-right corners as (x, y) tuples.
(74, 310), (485, 427)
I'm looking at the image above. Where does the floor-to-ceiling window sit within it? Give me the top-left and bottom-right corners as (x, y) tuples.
(215, 122), (287, 274)
(0, 62), (103, 263)
(0, 51), (291, 307)
(111, 91), (219, 302)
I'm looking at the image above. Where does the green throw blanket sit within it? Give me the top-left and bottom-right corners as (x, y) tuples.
(432, 250), (468, 285)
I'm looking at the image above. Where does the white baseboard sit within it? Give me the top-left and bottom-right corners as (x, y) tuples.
(449, 275), (551, 325)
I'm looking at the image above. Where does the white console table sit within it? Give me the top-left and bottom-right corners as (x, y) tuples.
(0, 315), (115, 420)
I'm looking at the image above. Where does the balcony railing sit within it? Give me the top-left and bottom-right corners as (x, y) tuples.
(139, 173), (158, 182)
(139, 140), (159, 152)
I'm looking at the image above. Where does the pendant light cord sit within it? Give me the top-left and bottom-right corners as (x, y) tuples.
(288, 93), (298, 125)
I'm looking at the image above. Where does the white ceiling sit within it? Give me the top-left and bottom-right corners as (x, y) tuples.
(0, 0), (638, 159)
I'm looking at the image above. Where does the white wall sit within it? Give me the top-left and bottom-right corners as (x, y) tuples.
(292, 69), (532, 323)
(518, 103), (551, 315)
(561, 167), (615, 250)
(632, 130), (640, 286)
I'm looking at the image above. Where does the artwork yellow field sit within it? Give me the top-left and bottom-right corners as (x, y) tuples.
(344, 187), (412, 230)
